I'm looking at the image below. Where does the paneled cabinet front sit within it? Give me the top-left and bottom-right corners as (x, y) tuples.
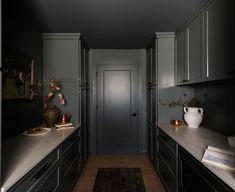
(43, 33), (82, 125)
(8, 148), (60, 192)
(175, 0), (235, 85)
(61, 130), (80, 192)
(175, 13), (203, 85)
(204, 0), (235, 81)
(146, 38), (157, 166)
(179, 146), (233, 192)
(157, 128), (178, 192)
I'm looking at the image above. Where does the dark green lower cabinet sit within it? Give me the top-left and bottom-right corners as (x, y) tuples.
(159, 156), (177, 192)
(157, 128), (178, 192)
(153, 128), (233, 192)
(34, 165), (60, 192)
(8, 129), (82, 192)
(61, 130), (81, 192)
(62, 157), (80, 192)
(179, 147), (233, 192)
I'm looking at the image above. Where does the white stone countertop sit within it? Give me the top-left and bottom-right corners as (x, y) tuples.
(1, 125), (80, 192)
(157, 122), (235, 191)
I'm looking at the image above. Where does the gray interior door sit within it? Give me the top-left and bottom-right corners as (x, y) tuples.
(97, 65), (138, 154)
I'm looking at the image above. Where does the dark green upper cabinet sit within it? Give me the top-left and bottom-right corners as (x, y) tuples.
(176, 29), (187, 84)
(204, 0), (235, 81)
(176, 13), (204, 85)
(146, 39), (157, 86)
(175, 0), (235, 85)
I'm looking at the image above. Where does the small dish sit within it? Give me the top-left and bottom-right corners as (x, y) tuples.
(227, 136), (235, 147)
(170, 120), (183, 126)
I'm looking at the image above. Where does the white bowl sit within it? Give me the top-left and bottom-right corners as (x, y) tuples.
(227, 136), (235, 147)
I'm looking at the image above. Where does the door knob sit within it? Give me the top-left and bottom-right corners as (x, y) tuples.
(130, 113), (137, 116)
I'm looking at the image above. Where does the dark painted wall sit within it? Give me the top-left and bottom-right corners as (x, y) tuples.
(193, 79), (235, 136)
(2, 1), (43, 140)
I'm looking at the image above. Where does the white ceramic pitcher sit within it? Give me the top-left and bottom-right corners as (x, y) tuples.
(184, 107), (203, 128)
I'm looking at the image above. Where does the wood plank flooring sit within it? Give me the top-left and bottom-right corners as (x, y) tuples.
(72, 155), (166, 192)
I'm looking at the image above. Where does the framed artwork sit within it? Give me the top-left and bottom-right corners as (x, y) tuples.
(2, 47), (35, 101)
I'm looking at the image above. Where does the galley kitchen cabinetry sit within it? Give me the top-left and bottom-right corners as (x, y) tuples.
(43, 33), (90, 168)
(157, 128), (178, 192)
(204, 0), (235, 81)
(179, 146), (233, 192)
(43, 33), (81, 125)
(3, 128), (80, 192)
(176, 14), (203, 85)
(8, 148), (60, 192)
(80, 39), (90, 168)
(175, 0), (235, 85)
(61, 129), (80, 192)
(146, 38), (157, 167)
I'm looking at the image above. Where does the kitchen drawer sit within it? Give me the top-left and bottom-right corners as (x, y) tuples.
(159, 137), (177, 175)
(159, 156), (177, 192)
(34, 164), (60, 192)
(62, 130), (79, 154)
(62, 139), (79, 177)
(158, 128), (177, 154)
(62, 157), (80, 192)
(9, 148), (59, 192)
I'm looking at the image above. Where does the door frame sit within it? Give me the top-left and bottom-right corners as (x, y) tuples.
(95, 64), (139, 154)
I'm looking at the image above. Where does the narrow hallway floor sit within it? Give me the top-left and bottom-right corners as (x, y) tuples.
(73, 155), (165, 192)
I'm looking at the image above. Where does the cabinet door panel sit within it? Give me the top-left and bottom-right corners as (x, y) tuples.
(62, 140), (79, 177)
(179, 158), (214, 192)
(176, 30), (187, 84)
(43, 38), (79, 81)
(146, 48), (152, 85)
(35, 165), (60, 192)
(158, 129), (177, 154)
(206, 0), (234, 80)
(62, 158), (79, 192)
(159, 156), (177, 192)
(179, 147), (233, 192)
(159, 138), (176, 175)
(188, 14), (203, 82)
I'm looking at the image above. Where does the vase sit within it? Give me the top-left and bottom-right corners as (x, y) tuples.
(43, 105), (61, 127)
(183, 107), (203, 128)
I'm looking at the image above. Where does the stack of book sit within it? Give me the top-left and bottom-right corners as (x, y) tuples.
(55, 122), (74, 130)
(202, 146), (235, 171)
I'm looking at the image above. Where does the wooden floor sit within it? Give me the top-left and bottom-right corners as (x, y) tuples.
(72, 155), (166, 192)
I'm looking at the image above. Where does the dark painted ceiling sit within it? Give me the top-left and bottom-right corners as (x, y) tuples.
(8, 0), (207, 48)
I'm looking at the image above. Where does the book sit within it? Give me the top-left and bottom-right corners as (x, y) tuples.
(201, 146), (235, 171)
(55, 122), (74, 128)
(56, 126), (74, 130)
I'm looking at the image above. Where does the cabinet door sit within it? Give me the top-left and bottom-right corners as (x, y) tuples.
(43, 35), (80, 82)
(146, 41), (157, 86)
(188, 13), (203, 83)
(34, 165), (60, 192)
(81, 42), (89, 85)
(176, 30), (188, 84)
(205, 0), (235, 80)
(159, 156), (177, 192)
(43, 33), (82, 125)
(179, 147), (233, 192)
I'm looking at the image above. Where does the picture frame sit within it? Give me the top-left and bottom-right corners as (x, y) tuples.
(2, 47), (35, 101)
